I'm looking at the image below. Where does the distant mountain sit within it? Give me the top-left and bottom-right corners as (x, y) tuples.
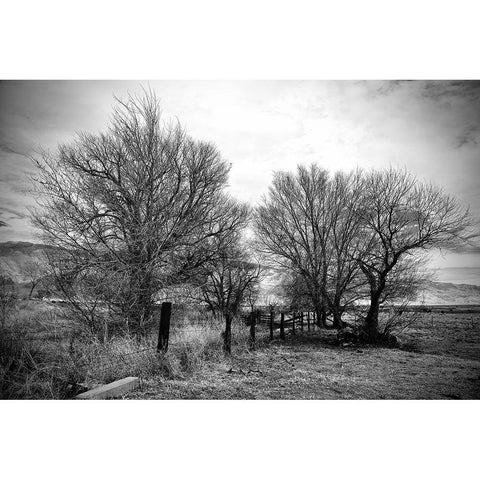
(260, 273), (480, 307)
(0, 241), (50, 284)
(417, 281), (480, 305)
(1, 241), (480, 305)
(433, 267), (480, 286)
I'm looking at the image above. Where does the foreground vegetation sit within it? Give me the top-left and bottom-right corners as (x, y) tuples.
(0, 300), (252, 399)
(129, 310), (480, 400)
(1, 300), (479, 399)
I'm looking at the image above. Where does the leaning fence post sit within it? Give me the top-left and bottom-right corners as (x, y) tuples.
(249, 310), (257, 350)
(157, 301), (172, 353)
(280, 312), (285, 340)
(269, 308), (274, 341)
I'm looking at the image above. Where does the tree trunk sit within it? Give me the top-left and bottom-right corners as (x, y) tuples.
(126, 246), (155, 336)
(364, 292), (381, 340)
(315, 303), (327, 328)
(157, 301), (172, 353)
(249, 311), (256, 350)
(224, 312), (232, 354)
(269, 309), (274, 340)
(332, 307), (344, 329)
(128, 291), (152, 336)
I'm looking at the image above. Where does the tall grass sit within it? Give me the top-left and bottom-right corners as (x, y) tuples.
(0, 301), (252, 398)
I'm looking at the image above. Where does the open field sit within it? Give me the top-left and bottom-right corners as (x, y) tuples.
(2, 301), (480, 399)
(128, 310), (480, 399)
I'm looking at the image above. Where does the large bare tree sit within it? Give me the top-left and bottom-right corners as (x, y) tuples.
(355, 167), (472, 340)
(254, 165), (365, 328)
(322, 170), (367, 326)
(31, 91), (245, 337)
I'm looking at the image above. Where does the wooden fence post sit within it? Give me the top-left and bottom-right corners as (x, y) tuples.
(307, 311), (310, 332)
(269, 308), (274, 341)
(249, 310), (257, 350)
(224, 312), (232, 354)
(280, 312), (285, 340)
(157, 301), (172, 353)
(300, 312), (304, 332)
(292, 312), (296, 335)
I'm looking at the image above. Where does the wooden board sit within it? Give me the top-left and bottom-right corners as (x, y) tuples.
(76, 377), (139, 400)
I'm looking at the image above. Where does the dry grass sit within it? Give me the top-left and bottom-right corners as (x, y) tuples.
(0, 301), (252, 398)
(2, 301), (480, 399)
(129, 311), (480, 400)
(398, 312), (480, 361)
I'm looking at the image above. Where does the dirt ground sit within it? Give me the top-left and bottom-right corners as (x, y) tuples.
(129, 311), (480, 399)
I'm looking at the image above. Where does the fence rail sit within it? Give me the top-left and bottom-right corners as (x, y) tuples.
(153, 303), (324, 355)
(246, 309), (318, 342)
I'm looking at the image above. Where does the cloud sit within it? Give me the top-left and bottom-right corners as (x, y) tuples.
(0, 207), (27, 220)
(448, 239), (480, 254)
(421, 80), (480, 101)
(0, 80), (479, 273)
(456, 125), (480, 148)
(0, 142), (26, 156)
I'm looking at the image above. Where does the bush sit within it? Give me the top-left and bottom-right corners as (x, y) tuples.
(0, 323), (73, 399)
(1, 302), (253, 398)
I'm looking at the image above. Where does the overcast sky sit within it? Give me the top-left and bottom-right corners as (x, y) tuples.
(1, 80), (479, 281)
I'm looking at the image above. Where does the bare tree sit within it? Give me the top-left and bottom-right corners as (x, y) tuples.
(254, 165), (365, 328)
(355, 167), (472, 340)
(374, 254), (431, 339)
(199, 231), (262, 354)
(24, 257), (47, 299)
(31, 90), (244, 337)
(278, 272), (313, 312)
(323, 170), (368, 326)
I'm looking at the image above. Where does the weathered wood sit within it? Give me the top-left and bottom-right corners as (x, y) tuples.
(224, 312), (232, 354)
(300, 312), (304, 332)
(157, 301), (172, 352)
(292, 312), (296, 335)
(280, 312), (285, 340)
(307, 311), (311, 332)
(76, 377), (139, 400)
(269, 309), (274, 340)
(249, 311), (257, 350)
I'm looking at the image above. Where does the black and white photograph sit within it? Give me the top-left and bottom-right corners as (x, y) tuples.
(2, 80), (479, 400)
(1, 2), (479, 479)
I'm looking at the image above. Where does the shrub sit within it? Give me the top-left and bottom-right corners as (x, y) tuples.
(1, 301), (253, 398)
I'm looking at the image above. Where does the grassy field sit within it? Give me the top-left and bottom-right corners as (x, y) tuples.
(2, 301), (480, 399)
(129, 310), (480, 399)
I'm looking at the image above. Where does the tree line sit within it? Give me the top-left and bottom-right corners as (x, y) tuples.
(29, 91), (473, 350)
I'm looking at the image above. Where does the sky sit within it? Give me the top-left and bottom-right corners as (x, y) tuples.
(1, 80), (479, 283)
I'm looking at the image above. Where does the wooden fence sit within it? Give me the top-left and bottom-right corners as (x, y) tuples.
(155, 302), (322, 353)
(247, 309), (318, 343)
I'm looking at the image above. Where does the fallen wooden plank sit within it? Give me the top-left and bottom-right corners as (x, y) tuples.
(76, 377), (139, 400)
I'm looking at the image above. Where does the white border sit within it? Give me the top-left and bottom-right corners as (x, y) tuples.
(1, 1), (479, 478)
